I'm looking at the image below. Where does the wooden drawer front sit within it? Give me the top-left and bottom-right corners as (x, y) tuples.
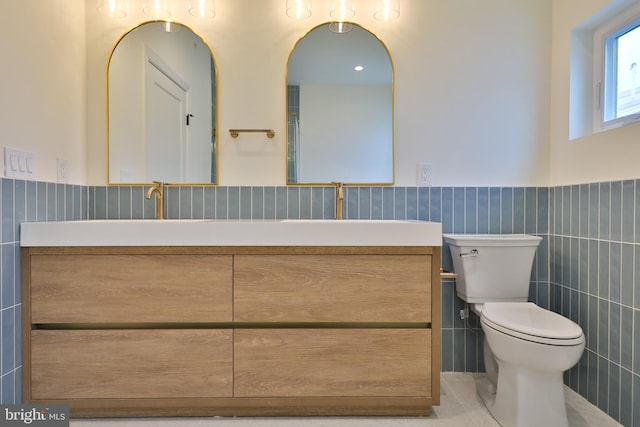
(234, 255), (431, 323)
(30, 255), (232, 323)
(30, 329), (233, 399)
(234, 329), (431, 397)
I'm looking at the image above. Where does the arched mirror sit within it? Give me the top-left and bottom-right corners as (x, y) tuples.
(108, 21), (216, 184)
(287, 23), (393, 184)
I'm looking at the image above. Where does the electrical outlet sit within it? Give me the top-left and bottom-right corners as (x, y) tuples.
(57, 158), (69, 183)
(417, 163), (432, 187)
(459, 307), (469, 320)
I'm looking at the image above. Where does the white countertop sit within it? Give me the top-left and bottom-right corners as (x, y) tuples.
(20, 219), (442, 247)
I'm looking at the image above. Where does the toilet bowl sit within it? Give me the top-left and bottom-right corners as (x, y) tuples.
(477, 302), (585, 427)
(443, 234), (586, 427)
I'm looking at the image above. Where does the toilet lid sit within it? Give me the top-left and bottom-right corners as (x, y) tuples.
(481, 302), (584, 346)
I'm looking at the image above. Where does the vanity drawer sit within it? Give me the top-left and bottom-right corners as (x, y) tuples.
(234, 328), (431, 397)
(29, 254), (233, 323)
(29, 329), (233, 399)
(234, 255), (431, 323)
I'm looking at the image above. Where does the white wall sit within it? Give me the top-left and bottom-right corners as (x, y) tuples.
(0, 0), (554, 186)
(550, 0), (640, 185)
(1, 0), (86, 184)
(84, 0), (553, 187)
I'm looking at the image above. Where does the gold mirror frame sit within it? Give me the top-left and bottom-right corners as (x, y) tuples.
(286, 22), (395, 185)
(107, 21), (218, 185)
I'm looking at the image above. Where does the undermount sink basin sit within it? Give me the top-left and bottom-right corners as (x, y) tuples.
(20, 219), (442, 247)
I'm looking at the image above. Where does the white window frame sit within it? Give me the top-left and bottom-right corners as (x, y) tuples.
(593, 2), (640, 132)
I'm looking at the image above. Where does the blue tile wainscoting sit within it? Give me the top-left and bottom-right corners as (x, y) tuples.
(546, 182), (640, 427)
(0, 178), (638, 426)
(0, 180), (89, 404)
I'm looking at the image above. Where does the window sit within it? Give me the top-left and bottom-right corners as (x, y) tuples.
(594, 6), (640, 130)
(602, 19), (640, 123)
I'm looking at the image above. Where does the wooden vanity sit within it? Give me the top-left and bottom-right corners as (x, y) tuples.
(20, 220), (441, 417)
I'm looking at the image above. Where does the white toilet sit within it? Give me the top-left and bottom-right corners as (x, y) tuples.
(443, 234), (585, 427)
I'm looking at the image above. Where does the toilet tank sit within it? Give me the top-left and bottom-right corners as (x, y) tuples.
(443, 234), (542, 303)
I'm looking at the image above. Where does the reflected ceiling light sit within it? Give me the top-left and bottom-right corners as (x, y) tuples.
(160, 21), (181, 32)
(330, 0), (356, 21)
(354, 65), (365, 71)
(328, 21), (353, 33)
(374, 0), (400, 20)
(286, 0), (312, 19)
(143, 0), (171, 19)
(96, 0), (126, 18)
(189, 0), (216, 19)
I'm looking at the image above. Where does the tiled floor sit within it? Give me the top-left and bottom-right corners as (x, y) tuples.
(71, 373), (621, 427)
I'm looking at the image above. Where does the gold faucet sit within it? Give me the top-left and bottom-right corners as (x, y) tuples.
(332, 182), (344, 220)
(145, 181), (164, 220)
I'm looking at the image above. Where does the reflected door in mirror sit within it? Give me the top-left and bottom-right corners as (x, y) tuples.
(145, 58), (188, 182)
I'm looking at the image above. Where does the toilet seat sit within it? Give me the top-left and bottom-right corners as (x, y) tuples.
(480, 302), (584, 346)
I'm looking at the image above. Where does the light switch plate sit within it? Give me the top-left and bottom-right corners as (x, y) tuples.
(4, 147), (35, 180)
